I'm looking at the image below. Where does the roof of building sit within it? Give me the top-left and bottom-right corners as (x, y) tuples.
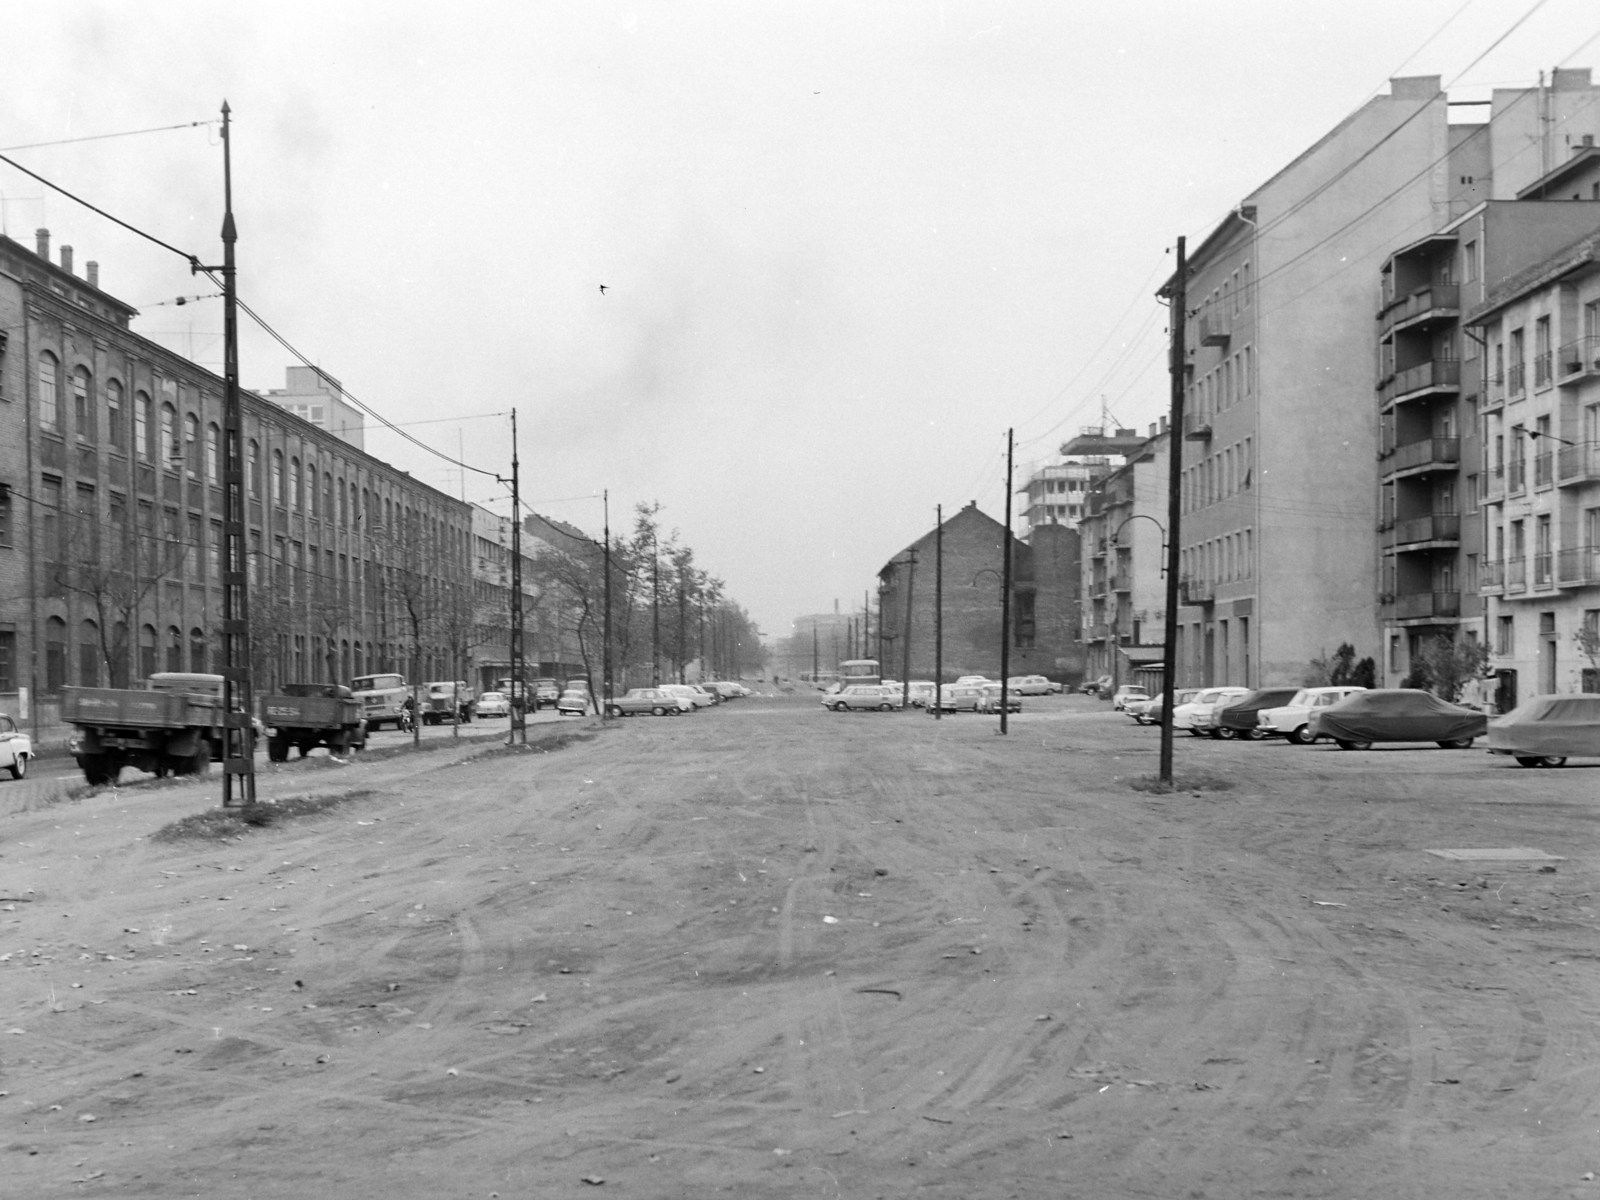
(1058, 428), (1149, 457)
(1515, 144), (1600, 199)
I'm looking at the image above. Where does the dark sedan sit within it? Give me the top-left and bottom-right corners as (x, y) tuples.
(1307, 688), (1488, 751)
(1212, 687), (1301, 740)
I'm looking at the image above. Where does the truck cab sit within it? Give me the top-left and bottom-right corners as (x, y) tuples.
(351, 673), (409, 731)
(422, 680), (475, 725)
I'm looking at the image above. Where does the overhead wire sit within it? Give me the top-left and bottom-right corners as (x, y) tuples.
(0, 119), (217, 154)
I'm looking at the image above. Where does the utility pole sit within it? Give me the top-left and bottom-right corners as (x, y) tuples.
(676, 562), (687, 684)
(901, 550), (915, 710)
(651, 539), (660, 686)
(508, 409), (525, 745)
(812, 623), (819, 682)
(196, 101), (255, 806)
(863, 590), (870, 661)
(934, 503), (943, 721)
(1159, 236), (1188, 785)
(999, 428), (1014, 735)
(602, 490), (613, 719)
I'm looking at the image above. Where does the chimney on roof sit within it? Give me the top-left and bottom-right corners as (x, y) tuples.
(86, 261), (98, 289)
(59, 245), (73, 275)
(35, 228), (49, 260)
(1159, 415), (1169, 433)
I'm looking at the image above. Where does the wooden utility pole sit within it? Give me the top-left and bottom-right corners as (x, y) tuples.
(1159, 237), (1188, 785)
(901, 551), (915, 709)
(602, 490), (613, 719)
(934, 504), (943, 720)
(999, 428), (1014, 734)
(508, 408), (525, 745)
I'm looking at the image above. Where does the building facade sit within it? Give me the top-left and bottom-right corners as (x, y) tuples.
(0, 231), (471, 731)
(1166, 71), (1600, 690)
(875, 501), (1082, 684)
(1468, 224), (1600, 703)
(260, 364), (366, 450)
(1017, 459), (1109, 539)
(1078, 426), (1170, 687)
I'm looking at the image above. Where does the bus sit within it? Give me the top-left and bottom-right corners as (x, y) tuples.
(839, 659), (882, 687)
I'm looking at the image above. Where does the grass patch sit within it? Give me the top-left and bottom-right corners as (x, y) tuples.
(153, 789), (380, 841)
(464, 727), (599, 763)
(1127, 771), (1236, 795)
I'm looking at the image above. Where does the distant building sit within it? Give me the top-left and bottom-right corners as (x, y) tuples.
(261, 365), (365, 450)
(875, 501), (1082, 684)
(1017, 458), (1111, 539)
(1078, 425), (1170, 689)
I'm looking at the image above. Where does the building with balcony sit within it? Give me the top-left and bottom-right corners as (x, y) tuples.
(1466, 218), (1600, 703)
(1017, 458), (1111, 539)
(1075, 425), (1169, 688)
(0, 231), (472, 732)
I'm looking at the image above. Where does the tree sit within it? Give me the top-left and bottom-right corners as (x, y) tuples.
(1303, 643), (1374, 689)
(1406, 634), (1490, 702)
(1575, 617), (1600, 690)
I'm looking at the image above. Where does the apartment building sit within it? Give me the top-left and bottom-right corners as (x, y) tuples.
(0, 230), (471, 729)
(1376, 198), (1600, 685)
(1468, 223), (1600, 703)
(1017, 459), (1110, 539)
(1164, 70), (1600, 690)
(1077, 425), (1170, 688)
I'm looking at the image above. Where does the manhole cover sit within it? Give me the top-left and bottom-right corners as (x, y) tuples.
(1423, 848), (1564, 861)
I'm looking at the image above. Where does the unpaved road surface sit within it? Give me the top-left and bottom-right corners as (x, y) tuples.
(3, 694), (1599, 1198)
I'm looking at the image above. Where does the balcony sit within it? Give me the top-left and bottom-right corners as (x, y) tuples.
(1379, 358), (1460, 407)
(1557, 336), (1600, 381)
(1534, 451), (1554, 488)
(1508, 361), (1526, 396)
(1480, 370), (1505, 413)
(1111, 572), (1132, 593)
(1556, 545), (1600, 587)
(1392, 512), (1460, 548)
(1198, 310), (1232, 347)
(1179, 576), (1214, 605)
(1379, 283), (1460, 337)
(1509, 458), (1527, 493)
(1183, 410), (1213, 441)
(1385, 436), (1460, 478)
(1532, 552), (1554, 590)
(1088, 539), (1108, 559)
(1557, 441), (1600, 485)
(1505, 559), (1527, 593)
(1480, 559), (1505, 592)
(1085, 623), (1111, 642)
(1534, 350), (1554, 390)
(1482, 464), (1506, 502)
(1394, 590), (1462, 620)
(1089, 576), (1109, 597)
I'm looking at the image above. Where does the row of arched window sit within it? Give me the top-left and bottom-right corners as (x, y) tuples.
(42, 617), (209, 691)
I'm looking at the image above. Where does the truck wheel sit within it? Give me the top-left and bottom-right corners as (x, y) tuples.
(267, 736), (289, 763)
(8, 754), (27, 781)
(331, 730), (351, 756)
(188, 741), (212, 778)
(77, 754), (114, 786)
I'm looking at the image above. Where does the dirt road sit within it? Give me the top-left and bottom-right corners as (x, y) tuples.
(2, 694), (1598, 1197)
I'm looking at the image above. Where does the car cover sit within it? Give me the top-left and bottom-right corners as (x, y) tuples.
(1487, 694), (1600, 757)
(1218, 688), (1301, 731)
(1310, 688), (1488, 743)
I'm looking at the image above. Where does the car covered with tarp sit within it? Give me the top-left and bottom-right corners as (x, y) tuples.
(1307, 688), (1488, 751)
(1211, 687), (1301, 739)
(1487, 693), (1600, 767)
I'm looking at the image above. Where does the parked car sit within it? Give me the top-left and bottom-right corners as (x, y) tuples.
(1007, 675), (1055, 696)
(1256, 686), (1369, 744)
(475, 691), (511, 718)
(977, 683), (1022, 714)
(905, 681), (938, 708)
(606, 688), (694, 717)
(532, 678), (561, 709)
(1308, 688), (1488, 750)
(935, 683), (987, 713)
(1111, 685), (1149, 712)
(1210, 687), (1301, 739)
(956, 675), (993, 686)
(0, 713), (32, 780)
(1172, 687), (1243, 733)
(1081, 674), (1112, 695)
(1188, 687), (1253, 736)
(1129, 688), (1201, 725)
(822, 685), (901, 712)
(556, 687), (594, 715)
(1487, 693), (1600, 767)
(662, 684), (715, 710)
(704, 681), (744, 700)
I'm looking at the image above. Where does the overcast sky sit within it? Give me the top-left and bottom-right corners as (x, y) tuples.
(6, 1), (1597, 639)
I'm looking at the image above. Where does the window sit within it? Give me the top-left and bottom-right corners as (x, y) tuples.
(188, 514), (202, 580)
(1464, 240), (1478, 283)
(139, 624), (156, 680)
(0, 485), (10, 548)
(209, 520), (222, 580)
(45, 616), (67, 692)
(1510, 328), (1526, 393)
(0, 630), (13, 692)
(79, 620), (100, 688)
(184, 413), (200, 477)
(248, 440), (261, 496)
(135, 392), (152, 461)
(160, 402), (177, 468)
(165, 626), (182, 674)
(189, 627), (207, 674)
(206, 423), (221, 485)
(1497, 615), (1515, 656)
(272, 450), (284, 506)
(38, 352), (59, 431)
(1535, 316), (1552, 388)
(40, 477), (63, 568)
(106, 380), (124, 449)
(290, 457), (302, 512)
(73, 366), (92, 441)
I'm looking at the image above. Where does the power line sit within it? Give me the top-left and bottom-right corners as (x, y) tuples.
(0, 150), (202, 265)
(0, 119), (217, 154)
